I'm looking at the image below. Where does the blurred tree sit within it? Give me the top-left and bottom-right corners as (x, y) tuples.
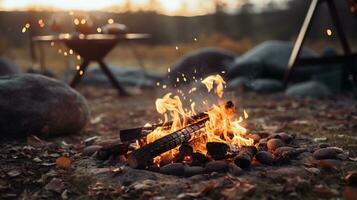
(235, 0), (254, 38)
(214, 0), (226, 13)
(147, 0), (159, 12)
(123, 0), (132, 12)
(214, 0), (227, 33)
(240, 0), (254, 14)
(179, 0), (188, 15)
(265, 0), (280, 12)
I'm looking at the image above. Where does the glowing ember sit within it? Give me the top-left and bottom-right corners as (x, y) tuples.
(326, 28), (333, 36)
(74, 18), (80, 25)
(145, 74), (253, 164)
(108, 18), (114, 24)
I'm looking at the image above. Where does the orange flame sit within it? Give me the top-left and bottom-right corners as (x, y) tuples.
(146, 74), (253, 164)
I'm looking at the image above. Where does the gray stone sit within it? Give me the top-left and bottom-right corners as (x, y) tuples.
(267, 139), (285, 152)
(273, 147), (295, 157)
(184, 166), (205, 177)
(275, 132), (293, 144)
(227, 77), (249, 90)
(0, 58), (21, 76)
(27, 68), (56, 78)
(228, 163), (243, 176)
(246, 79), (284, 93)
(268, 166), (307, 178)
(160, 163), (185, 176)
(205, 160), (229, 173)
(227, 41), (318, 80)
(82, 145), (103, 156)
(0, 74), (90, 140)
(313, 147), (343, 160)
(168, 48), (236, 85)
(286, 81), (332, 99)
(255, 151), (274, 165)
(45, 178), (65, 193)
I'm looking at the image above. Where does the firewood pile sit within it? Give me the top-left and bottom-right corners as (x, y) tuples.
(81, 74), (350, 178)
(82, 126), (347, 177)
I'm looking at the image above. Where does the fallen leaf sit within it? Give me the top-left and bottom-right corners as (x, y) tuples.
(41, 162), (56, 167)
(221, 181), (256, 199)
(90, 114), (106, 124)
(313, 137), (328, 142)
(61, 189), (68, 200)
(84, 136), (100, 145)
(33, 157), (42, 162)
(292, 120), (310, 125)
(45, 178), (64, 193)
(343, 186), (357, 200)
(7, 169), (21, 177)
(348, 157), (357, 162)
(26, 135), (45, 147)
(344, 171), (357, 186)
(304, 167), (320, 175)
(313, 185), (338, 198)
(56, 156), (71, 169)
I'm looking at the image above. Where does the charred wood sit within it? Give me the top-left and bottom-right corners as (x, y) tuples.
(127, 119), (207, 168)
(119, 112), (208, 142)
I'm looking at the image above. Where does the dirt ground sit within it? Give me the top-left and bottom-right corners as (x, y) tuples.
(0, 86), (356, 199)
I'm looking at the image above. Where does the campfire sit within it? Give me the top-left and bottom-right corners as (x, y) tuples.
(119, 74), (296, 173)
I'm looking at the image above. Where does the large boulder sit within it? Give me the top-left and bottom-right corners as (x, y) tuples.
(227, 77), (250, 90)
(0, 74), (90, 140)
(168, 48), (237, 85)
(246, 79), (284, 93)
(286, 81), (332, 99)
(227, 41), (320, 80)
(0, 58), (21, 76)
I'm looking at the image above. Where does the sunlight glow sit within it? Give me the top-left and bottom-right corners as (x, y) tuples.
(0, 0), (285, 16)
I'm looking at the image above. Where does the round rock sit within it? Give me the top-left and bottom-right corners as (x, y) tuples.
(273, 146), (295, 157)
(276, 132), (293, 144)
(228, 163), (243, 176)
(160, 163), (185, 176)
(227, 41), (318, 80)
(0, 74), (90, 140)
(184, 166), (205, 177)
(205, 160), (229, 173)
(168, 48), (236, 85)
(246, 79), (284, 93)
(286, 81), (332, 99)
(255, 151), (274, 165)
(82, 145), (103, 156)
(313, 147), (343, 160)
(0, 58), (21, 76)
(227, 77), (249, 90)
(267, 139), (285, 152)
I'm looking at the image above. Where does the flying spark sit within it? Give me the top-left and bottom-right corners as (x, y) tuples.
(108, 18), (114, 24)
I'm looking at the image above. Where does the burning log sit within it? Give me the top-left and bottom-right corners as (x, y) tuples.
(119, 112), (208, 142)
(127, 118), (208, 168)
(179, 143), (193, 156)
